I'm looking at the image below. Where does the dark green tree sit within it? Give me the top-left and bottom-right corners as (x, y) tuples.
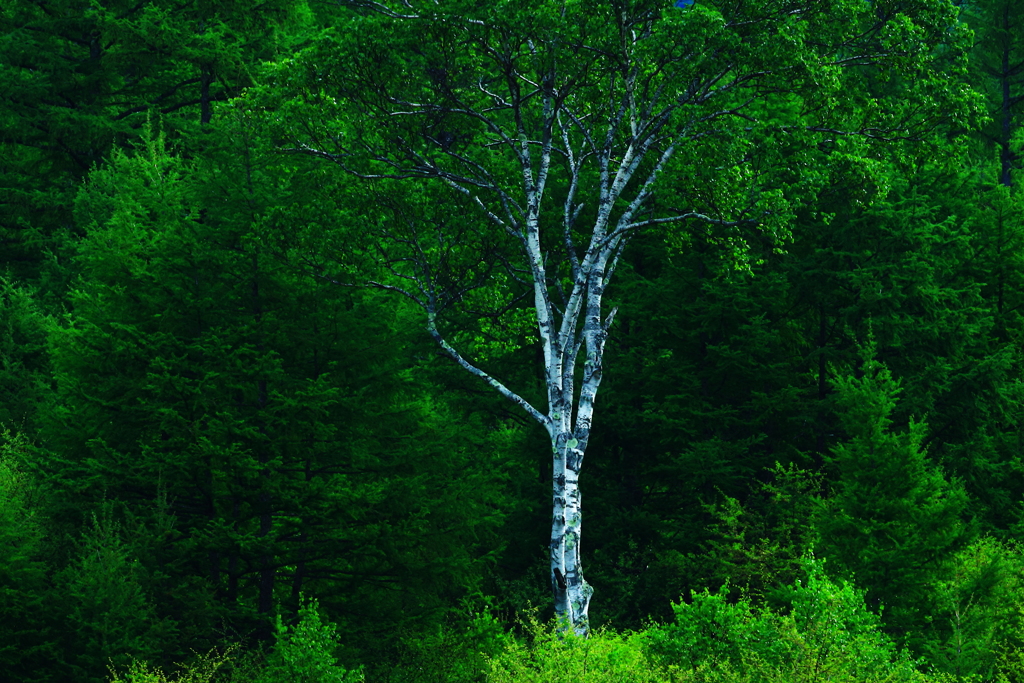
(963, 0), (1024, 187)
(815, 341), (972, 650)
(0, 277), (49, 432)
(33, 116), (514, 677)
(262, 0), (979, 634)
(0, 431), (59, 682)
(0, 0), (314, 283)
(56, 504), (177, 682)
(921, 536), (1024, 680)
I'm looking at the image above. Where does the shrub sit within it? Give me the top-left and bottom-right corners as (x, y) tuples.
(107, 648), (234, 683)
(108, 596), (364, 683)
(257, 596), (363, 683)
(921, 536), (1023, 680)
(644, 557), (937, 683)
(487, 613), (667, 683)
(643, 583), (781, 673)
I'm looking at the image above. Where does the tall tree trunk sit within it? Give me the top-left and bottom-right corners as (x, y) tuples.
(1000, 3), (1014, 187)
(550, 429), (593, 633)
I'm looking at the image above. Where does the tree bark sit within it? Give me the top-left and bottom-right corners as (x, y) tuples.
(550, 429), (593, 633)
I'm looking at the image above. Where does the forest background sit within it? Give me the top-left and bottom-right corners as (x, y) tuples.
(4, 0), (1024, 682)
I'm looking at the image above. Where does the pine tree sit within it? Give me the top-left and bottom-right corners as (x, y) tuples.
(0, 0), (314, 283)
(36, 117), (514, 673)
(815, 340), (972, 649)
(0, 432), (60, 682)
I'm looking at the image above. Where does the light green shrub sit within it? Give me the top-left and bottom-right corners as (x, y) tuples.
(487, 614), (668, 683)
(257, 596), (363, 683)
(645, 557), (942, 683)
(107, 648), (234, 683)
(772, 559), (922, 682)
(643, 583), (781, 672)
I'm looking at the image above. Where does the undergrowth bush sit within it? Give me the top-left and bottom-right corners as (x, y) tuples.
(487, 614), (666, 683)
(486, 558), (958, 683)
(107, 648), (238, 683)
(363, 595), (513, 683)
(257, 596), (362, 683)
(108, 595), (360, 683)
(644, 557), (938, 682)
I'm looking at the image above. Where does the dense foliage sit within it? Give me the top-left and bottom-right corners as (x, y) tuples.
(3, 0), (1024, 681)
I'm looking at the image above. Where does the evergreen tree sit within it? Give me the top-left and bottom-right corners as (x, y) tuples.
(815, 341), (972, 650)
(963, 0), (1024, 187)
(56, 505), (177, 683)
(0, 0), (314, 283)
(0, 432), (59, 682)
(34, 117), (514, 676)
(0, 277), (49, 432)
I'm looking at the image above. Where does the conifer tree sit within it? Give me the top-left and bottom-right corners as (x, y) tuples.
(815, 341), (972, 647)
(37, 117), (513, 671)
(963, 0), (1024, 187)
(0, 432), (59, 682)
(0, 0), (314, 282)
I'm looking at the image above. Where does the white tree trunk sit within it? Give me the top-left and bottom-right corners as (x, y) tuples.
(550, 428), (593, 634)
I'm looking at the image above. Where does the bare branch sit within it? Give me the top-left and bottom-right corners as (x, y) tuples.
(426, 312), (550, 428)
(615, 212), (758, 238)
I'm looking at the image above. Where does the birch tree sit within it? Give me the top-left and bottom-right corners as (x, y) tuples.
(263, 0), (978, 635)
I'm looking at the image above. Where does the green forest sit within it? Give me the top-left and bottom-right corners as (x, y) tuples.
(4, 0), (1024, 681)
